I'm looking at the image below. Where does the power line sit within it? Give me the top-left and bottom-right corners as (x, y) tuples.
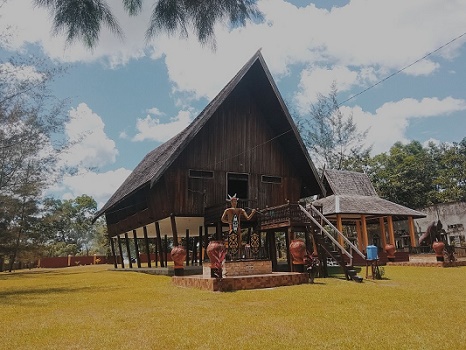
(338, 31), (466, 106)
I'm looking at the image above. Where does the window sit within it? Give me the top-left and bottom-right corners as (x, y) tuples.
(261, 175), (282, 184)
(227, 173), (248, 199)
(189, 169), (214, 179)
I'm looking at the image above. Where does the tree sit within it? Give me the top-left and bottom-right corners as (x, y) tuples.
(34, 0), (263, 49)
(366, 141), (438, 208)
(38, 195), (105, 256)
(428, 138), (466, 203)
(297, 82), (372, 171)
(0, 54), (68, 270)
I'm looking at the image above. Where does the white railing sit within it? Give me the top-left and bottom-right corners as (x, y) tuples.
(299, 204), (366, 260)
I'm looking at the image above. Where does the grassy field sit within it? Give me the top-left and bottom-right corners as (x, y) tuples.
(1, 265), (465, 350)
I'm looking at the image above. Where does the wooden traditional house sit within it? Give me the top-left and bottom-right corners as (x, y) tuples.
(94, 50), (325, 272)
(312, 169), (426, 262)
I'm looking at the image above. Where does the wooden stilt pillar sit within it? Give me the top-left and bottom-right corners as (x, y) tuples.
(117, 235), (124, 268)
(124, 232), (133, 268)
(336, 214), (344, 247)
(356, 220), (363, 252)
(155, 222), (164, 267)
(133, 229), (141, 268)
(408, 216), (416, 248)
(170, 214), (179, 246)
(216, 221), (222, 241)
(387, 216), (395, 246)
(361, 215), (369, 249)
(268, 231), (277, 271)
(164, 235), (168, 266)
(379, 217), (387, 248)
(109, 236), (117, 268)
(198, 226), (203, 265)
(285, 229), (291, 271)
(185, 229), (190, 266)
(143, 226), (151, 268)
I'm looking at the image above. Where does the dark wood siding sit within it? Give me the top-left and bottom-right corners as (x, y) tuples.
(148, 85), (303, 219)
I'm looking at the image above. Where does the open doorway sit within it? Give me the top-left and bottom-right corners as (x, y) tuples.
(227, 173), (249, 200)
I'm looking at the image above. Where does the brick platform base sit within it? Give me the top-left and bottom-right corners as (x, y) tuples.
(172, 272), (309, 292)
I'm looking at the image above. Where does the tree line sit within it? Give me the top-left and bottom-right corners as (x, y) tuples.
(1, 2), (464, 271)
(297, 84), (466, 209)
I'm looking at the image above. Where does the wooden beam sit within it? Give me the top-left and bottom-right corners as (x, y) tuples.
(387, 216), (395, 245)
(408, 216), (416, 248)
(198, 226), (203, 265)
(124, 232), (132, 269)
(356, 220), (363, 252)
(379, 217), (387, 248)
(361, 215), (368, 249)
(170, 214), (179, 246)
(143, 226), (151, 268)
(155, 222), (164, 267)
(336, 214), (344, 247)
(109, 236), (117, 268)
(117, 235), (124, 268)
(133, 229), (141, 268)
(185, 229), (190, 267)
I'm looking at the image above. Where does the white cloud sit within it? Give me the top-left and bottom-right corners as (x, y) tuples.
(61, 167), (132, 209)
(348, 97), (466, 154)
(61, 103), (118, 168)
(132, 110), (193, 142)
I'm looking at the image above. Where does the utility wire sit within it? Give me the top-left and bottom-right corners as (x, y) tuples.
(338, 31), (466, 106)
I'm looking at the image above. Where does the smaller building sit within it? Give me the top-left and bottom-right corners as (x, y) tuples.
(312, 169), (426, 252)
(415, 202), (466, 247)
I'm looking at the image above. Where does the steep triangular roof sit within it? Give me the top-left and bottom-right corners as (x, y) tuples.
(323, 169), (378, 196)
(96, 50), (323, 219)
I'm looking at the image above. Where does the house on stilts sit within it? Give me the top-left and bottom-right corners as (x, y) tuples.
(94, 51), (425, 290)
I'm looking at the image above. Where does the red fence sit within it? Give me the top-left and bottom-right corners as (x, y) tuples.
(37, 255), (111, 268)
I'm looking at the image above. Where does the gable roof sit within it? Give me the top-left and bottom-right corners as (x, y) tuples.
(314, 169), (426, 220)
(95, 50), (324, 219)
(323, 169), (378, 196)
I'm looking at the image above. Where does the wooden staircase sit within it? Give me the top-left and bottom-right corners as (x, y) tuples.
(301, 204), (365, 282)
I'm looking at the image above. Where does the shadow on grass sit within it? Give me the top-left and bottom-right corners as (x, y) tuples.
(0, 267), (108, 280)
(0, 285), (96, 306)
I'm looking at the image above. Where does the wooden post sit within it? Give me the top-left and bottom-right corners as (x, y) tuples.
(185, 229), (190, 267)
(361, 215), (368, 249)
(356, 220), (363, 252)
(379, 217), (387, 248)
(216, 221), (222, 241)
(143, 226), (151, 268)
(124, 232), (133, 268)
(164, 235), (168, 266)
(268, 231), (277, 271)
(117, 235), (125, 268)
(109, 236), (117, 268)
(285, 229), (291, 271)
(155, 222), (163, 267)
(387, 216), (395, 246)
(336, 214), (344, 247)
(133, 229), (141, 268)
(170, 214), (179, 246)
(198, 226), (203, 266)
(408, 216), (416, 248)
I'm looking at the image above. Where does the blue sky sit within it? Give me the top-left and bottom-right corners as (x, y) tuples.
(1, 0), (465, 208)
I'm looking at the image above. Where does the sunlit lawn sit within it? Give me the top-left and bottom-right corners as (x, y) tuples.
(1, 264), (465, 350)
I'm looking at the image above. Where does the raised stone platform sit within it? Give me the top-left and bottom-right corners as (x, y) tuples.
(203, 260), (272, 277)
(172, 272), (309, 292)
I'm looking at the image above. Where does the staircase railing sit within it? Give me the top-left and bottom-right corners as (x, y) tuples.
(298, 204), (366, 261)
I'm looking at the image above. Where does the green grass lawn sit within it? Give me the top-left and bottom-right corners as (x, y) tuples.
(1, 265), (465, 350)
